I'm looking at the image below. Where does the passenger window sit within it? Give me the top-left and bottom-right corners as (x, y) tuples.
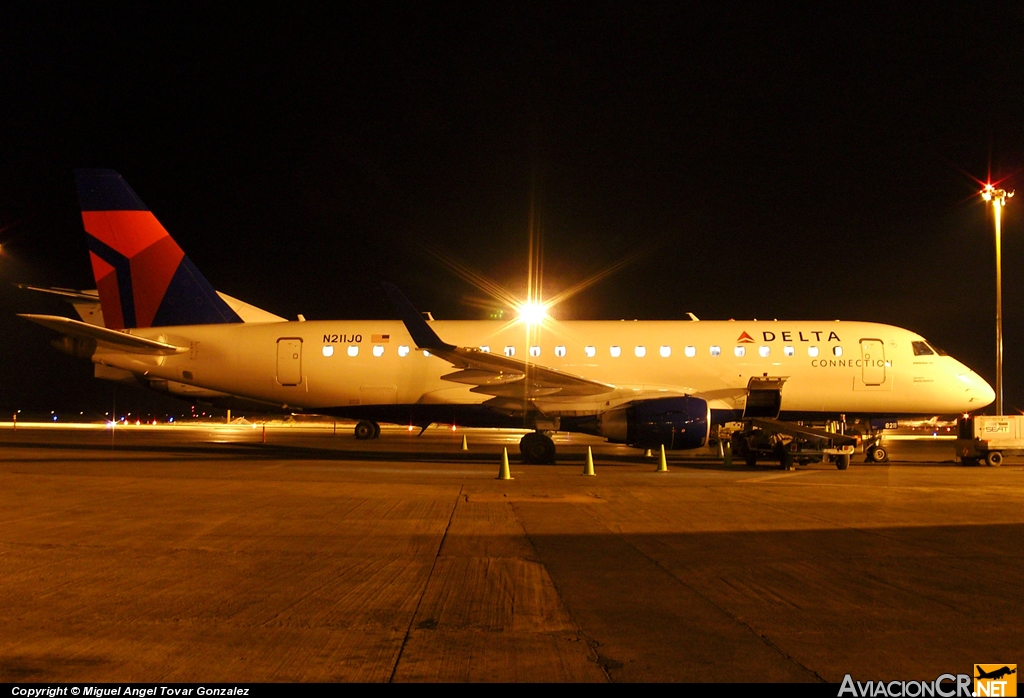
(372, 345), (384, 357)
(635, 346), (646, 357)
(347, 345), (359, 357)
(322, 346), (334, 357)
(833, 346), (843, 357)
(422, 350), (431, 357)
(660, 346), (671, 357)
(710, 346), (721, 356)
(808, 346), (819, 357)
(479, 345), (490, 353)
(555, 345), (566, 357)
(734, 346), (745, 357)
(585, 346), (596, 358)
(610, 346), (622, 357)
(504, 346), (516, 357)
(530, 346), (541, 357)
(759, 345), (770, 357)
(685, 346), (696, 357)
(784, 346), (794, 357)
(912, 341), (935, 356)
(398, 345), (410, 357)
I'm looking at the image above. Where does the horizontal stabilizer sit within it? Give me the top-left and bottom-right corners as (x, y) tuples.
(15, 284), (100, 301)
(19, 314), (188, 355)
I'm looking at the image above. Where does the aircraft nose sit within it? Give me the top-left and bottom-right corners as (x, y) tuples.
(977, 377), (996, 406)
(954, 365), (995, 409)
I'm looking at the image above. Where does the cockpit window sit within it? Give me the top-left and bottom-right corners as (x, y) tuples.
(929, 343), (948, 356)
(912, 341), (934, 356)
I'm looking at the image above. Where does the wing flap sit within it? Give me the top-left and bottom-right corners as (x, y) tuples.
(19, 314), (188, 355)
(440, 368), (526, 386)
(435, 347), (614, 397)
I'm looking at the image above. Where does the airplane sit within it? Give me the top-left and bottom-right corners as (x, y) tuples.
(19, 169), (996, 467)
(975, 666), (1016, 681)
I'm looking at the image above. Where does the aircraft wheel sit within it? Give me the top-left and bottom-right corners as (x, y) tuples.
(354, 420), (377, 440)
(372, 422), (381, 439)
(520, 432), (556, 464)
(868, 446), (887, 463)
(985, 451), (1003, 467)
(836, 454), (851, 470)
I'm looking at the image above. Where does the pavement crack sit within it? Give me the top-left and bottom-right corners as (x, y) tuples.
(387, 483), (462, 683)
(509, 502), (613, 683)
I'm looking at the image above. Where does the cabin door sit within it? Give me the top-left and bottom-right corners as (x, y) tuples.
(859, 339), (885, 386)
(277, 338), (303, 386)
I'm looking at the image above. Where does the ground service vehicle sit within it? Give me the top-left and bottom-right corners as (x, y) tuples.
(956, 415), (1024, 466)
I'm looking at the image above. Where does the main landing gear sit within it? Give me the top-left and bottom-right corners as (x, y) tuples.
(354, 420), (381, 440)
(520, 432), (556, 464)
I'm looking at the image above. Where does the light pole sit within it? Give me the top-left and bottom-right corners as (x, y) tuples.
(982, 184), (1013, 415)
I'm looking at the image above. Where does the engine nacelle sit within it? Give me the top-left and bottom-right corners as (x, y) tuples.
(601, 396), (710, 450)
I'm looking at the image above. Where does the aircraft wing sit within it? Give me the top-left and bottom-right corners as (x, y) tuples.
(438, 346), (615, 397)
(19, 314), (188, 355)
(383, 283), (615, 399)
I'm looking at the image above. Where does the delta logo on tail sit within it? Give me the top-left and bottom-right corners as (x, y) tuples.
(75, 169), (241, 330)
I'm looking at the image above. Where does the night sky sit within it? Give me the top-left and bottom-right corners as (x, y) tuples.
(2, 4), (1023, 418)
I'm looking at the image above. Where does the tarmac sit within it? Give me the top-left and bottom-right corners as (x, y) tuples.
(0, 423), (1021, 682)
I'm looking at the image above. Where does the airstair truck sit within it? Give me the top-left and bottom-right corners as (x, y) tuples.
(955, 415), (1024, 466)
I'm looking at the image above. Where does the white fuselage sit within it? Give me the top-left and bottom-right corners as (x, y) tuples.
(94, 318), (994, 418)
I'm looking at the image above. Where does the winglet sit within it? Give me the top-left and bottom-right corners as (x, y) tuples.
(381, 283), (455, 352)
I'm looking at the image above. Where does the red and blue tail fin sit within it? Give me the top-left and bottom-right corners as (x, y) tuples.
(75, 169), (242, 329)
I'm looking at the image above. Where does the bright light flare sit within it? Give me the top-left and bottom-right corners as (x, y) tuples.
(516, 301), (549, 325)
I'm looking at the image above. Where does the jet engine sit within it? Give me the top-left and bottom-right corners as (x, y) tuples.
(600, 396), (709, 450)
